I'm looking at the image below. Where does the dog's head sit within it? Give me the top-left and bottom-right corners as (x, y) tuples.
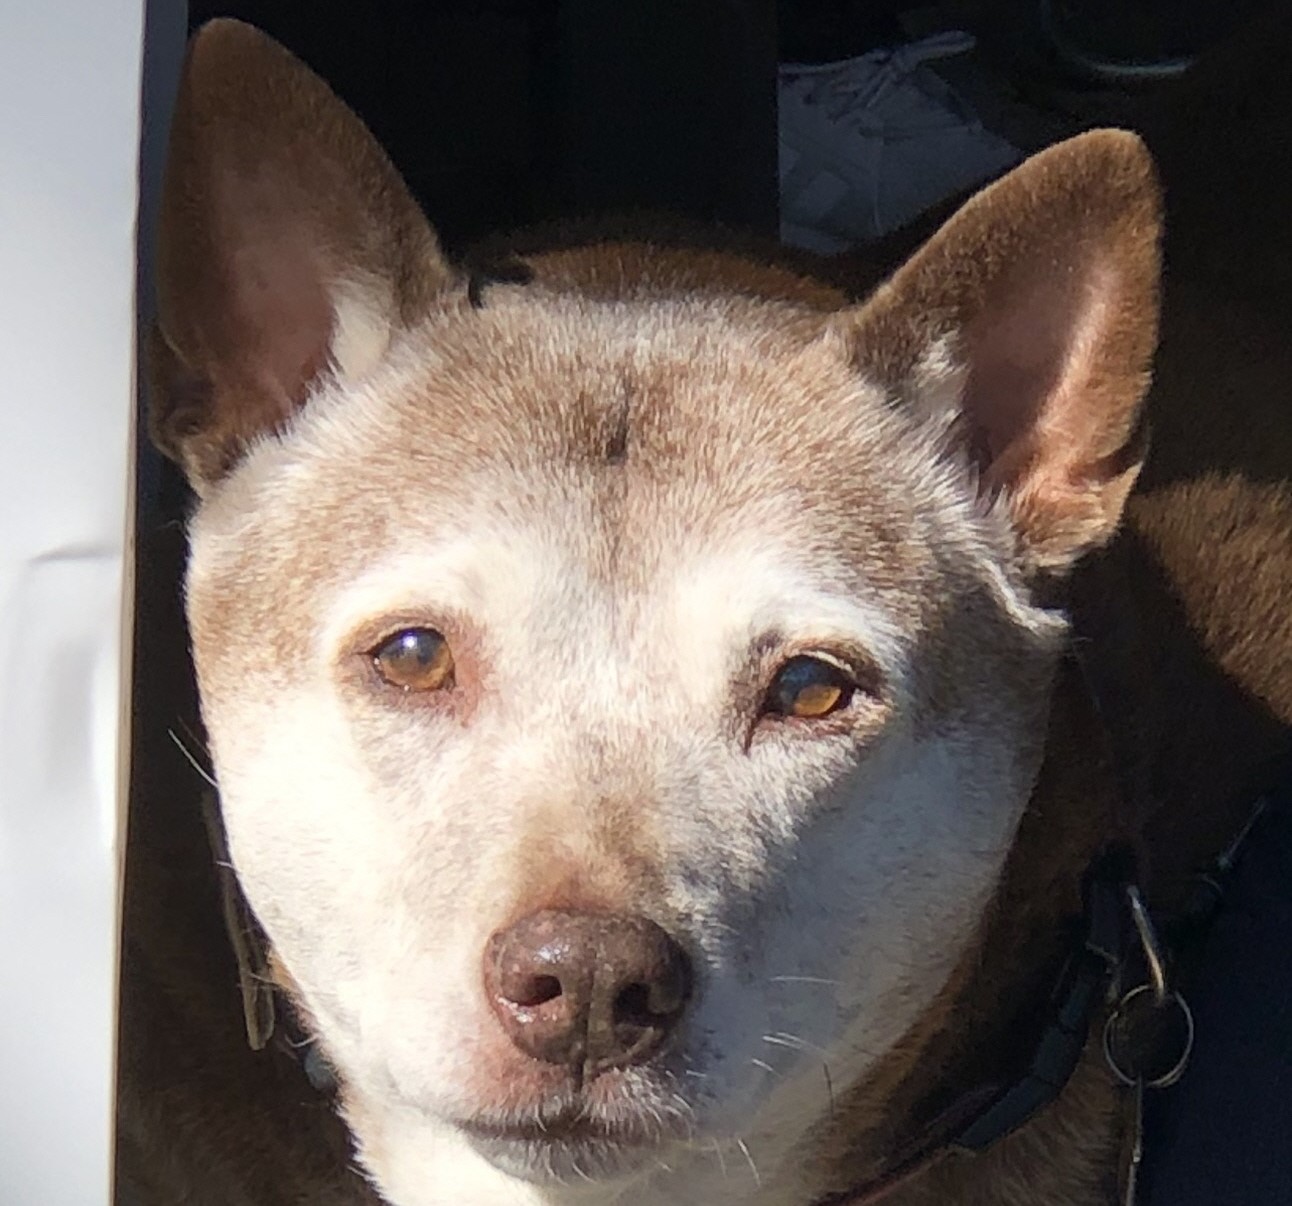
(152, 21), (1160, 1206)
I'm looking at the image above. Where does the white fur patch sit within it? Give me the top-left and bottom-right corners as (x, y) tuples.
(330, 273), (397, 383)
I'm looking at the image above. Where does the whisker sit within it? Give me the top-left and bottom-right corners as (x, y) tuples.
(764, 1030), (831, 1059)
(168, 727), (218, 787)
(711, 1139), (730, 1181)
(175, 714), (212, 757)
(768, 975), (840, 987)
(761, 1033), (806, 1054)
(750, 1058), (779, 1077)
(735, 1137), (761, 1187)
(667, 1090), (698, 1122)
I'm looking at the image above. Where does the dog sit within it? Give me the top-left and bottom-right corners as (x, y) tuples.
(116, 16), (1292, 1206)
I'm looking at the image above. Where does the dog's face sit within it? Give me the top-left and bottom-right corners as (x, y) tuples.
(154, 23), (1160, 1206)
(185, 290), (1067, 1198)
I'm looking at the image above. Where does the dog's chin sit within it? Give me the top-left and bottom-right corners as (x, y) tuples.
(460, 1115), (664, 1184)
(453, 1078), (694, 1186)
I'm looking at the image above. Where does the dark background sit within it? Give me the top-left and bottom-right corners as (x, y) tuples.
(185, 0), (782, 253)
(182, 0), (1268, 256)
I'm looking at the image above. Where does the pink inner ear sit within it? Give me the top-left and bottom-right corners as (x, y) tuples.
(962, 254), (1106, 494)
(219, 221), (336, 426)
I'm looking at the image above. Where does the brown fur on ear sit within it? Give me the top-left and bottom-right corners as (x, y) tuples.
(836, 130), (1163, 572)
(152, 19), (455, 489)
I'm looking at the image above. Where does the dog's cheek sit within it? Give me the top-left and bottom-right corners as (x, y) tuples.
(207, 690), (478, 1069)
(679, 723), (1035, 1133)
(286, 711), (573, 1110)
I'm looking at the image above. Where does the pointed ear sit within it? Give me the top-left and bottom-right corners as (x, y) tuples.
(834, 130), (1162, 572)
(151, 20), (455, 490)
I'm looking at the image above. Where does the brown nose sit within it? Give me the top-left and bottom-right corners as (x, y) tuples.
(484, 910), (692, 1078)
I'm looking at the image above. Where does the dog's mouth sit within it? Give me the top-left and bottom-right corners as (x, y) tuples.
(463, 1109), (657, 1146)
(458, 1090), (694, 1183)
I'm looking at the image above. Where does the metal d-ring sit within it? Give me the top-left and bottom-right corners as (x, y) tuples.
(1104, 984), (1196, 1089)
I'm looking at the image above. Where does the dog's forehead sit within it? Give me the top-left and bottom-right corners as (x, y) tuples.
(380, 287), (876, 473)
(321, 288), (940, 548)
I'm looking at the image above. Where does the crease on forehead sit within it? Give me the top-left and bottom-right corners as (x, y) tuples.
(343, 286), (875, 474)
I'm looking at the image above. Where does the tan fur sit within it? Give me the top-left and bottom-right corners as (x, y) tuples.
(119, 15), (1292, 1206)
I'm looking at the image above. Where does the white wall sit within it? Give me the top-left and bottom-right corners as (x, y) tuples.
(0, 2), (174, 1203)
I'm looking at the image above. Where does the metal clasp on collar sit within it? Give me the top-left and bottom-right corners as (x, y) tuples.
(1103, 885), (1195, 1090)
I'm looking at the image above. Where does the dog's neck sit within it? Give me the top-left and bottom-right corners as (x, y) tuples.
(1070, 517), (1289, 901)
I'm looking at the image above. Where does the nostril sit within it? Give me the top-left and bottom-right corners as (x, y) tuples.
(614, 982), (653, 1024)
(614, 974), (687, 1021)
(508, 973), (563, 1009)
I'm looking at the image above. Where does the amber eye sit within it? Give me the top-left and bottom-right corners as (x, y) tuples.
(370, 628), (455, 692)
(763, 655), (856, 719)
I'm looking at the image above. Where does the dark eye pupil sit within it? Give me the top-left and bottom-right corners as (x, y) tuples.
(767, 656), (853, 718)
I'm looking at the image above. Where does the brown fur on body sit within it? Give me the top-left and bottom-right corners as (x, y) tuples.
(117, 13), (1292, 1206)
